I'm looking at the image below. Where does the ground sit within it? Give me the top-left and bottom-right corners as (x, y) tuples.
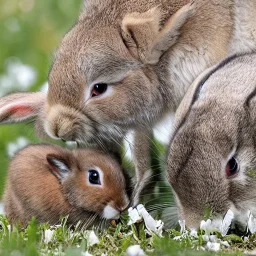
(0, 211), (255, 256)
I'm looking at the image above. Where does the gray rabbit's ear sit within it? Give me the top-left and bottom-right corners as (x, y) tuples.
(174, 65), (216, 129)
(121, 2), (194, 65)
(246, 91), (256, 122)
(0, 92), (45, 124)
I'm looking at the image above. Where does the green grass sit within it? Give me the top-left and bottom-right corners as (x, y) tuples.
(0, 214), (253, 256)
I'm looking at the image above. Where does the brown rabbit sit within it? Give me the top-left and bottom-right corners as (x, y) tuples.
(167, 51), (256, 229)
(3, 144), (130, 226)
(1, 0), (256, 204)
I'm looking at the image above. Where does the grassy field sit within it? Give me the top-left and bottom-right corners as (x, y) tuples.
(0, 213), (253, 256)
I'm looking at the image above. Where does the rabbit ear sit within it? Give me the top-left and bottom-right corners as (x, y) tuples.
(46, 154), (71, 182)
(174, 65), (217, 129)
(0, 92), (45, 124)
(121, 2), (194, 64)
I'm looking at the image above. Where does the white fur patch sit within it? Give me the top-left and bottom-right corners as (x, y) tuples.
(103, 205), (120, 220)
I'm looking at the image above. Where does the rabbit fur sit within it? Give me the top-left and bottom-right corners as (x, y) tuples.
(167, 51), (256, 229)
(4, 144), (130, 226)
(1, 0), (256, 204)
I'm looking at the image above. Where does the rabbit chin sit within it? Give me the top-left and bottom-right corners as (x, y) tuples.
(102, 205), (120, 220)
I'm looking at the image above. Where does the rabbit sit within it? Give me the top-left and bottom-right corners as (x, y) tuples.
(167, 51), (256, 229)
(1, 0), (256, 205)
(3, 143), (130, 226)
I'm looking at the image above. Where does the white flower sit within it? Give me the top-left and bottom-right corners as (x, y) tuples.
(126, 245), (146, 256)
(202, 235), (209, 242)
(136, 204), (164, 237)
(248, 211), (256, 234)
(7, 137), (30, 157)
(87, 231), (100, 247)
(209, 235), (217, 242)
(178, 220), (186, 233)
(189, 229), (198, 238)
(200, 218), (222, 235)
(220, 241), (230, 248)
(81, 251), (93, 256)
(127, 207), (143, 225)
(220, 209), (234, 236)
(244, 236), (249, 242)
(206, 242), (220, 252)
(0, 57), (37, 97)
(44, 229), (54, 244)
(173, 236), (181, 241)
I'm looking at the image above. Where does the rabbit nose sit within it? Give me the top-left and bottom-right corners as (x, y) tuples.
(55, 124), (80, 142)
(120, 202), (130, 212)
(116, 198), (130, 212)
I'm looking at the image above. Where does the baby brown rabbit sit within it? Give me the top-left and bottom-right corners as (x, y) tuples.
(167, 52), (256, 229)
(3, 144), (130, 226)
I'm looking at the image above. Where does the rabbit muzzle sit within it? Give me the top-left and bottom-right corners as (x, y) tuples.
(45, 104), (95, 142)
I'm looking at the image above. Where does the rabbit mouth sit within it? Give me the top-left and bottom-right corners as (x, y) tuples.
(102, 205), (120, 220)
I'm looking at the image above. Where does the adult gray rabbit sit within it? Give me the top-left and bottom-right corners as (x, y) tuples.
(167, 51), (256, 229)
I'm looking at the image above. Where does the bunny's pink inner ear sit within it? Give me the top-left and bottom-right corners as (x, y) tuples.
(0, 104), (35, 123)
(0, 92), (45, 124)
(5, 104), (33, 117)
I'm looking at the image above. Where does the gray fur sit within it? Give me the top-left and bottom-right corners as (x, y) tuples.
(167, 52), (256, 228)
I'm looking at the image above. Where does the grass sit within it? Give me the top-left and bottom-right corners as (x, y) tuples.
(0, 213), (255, 256)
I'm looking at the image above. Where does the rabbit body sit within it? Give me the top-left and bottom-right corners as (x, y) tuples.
(1, 0), (256, 203)
(4, 144), (129, 226)
(167, 52), (256, 229)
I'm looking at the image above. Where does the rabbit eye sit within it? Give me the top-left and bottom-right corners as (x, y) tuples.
(226, 157), (239, 178)
(88, 170), (101, 185)
(91, 83), (108, 97)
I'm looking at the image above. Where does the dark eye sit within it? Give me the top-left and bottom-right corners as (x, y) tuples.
(226, 157), (239, 177)
(91, 83), (108, 97)
(88, 170), (101, 185)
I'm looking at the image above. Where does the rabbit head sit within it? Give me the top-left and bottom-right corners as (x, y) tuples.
(47, 147), (130, 219)
(45, 1), (193, 143)
(0, 1), (193, 145)
(167, 52), (256, 229)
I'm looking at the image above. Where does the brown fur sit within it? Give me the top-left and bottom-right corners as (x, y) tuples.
(3, 144), (129, 226)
